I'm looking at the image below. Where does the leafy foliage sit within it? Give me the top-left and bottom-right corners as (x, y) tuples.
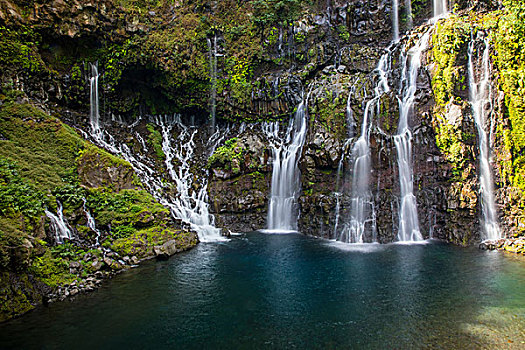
(494, 0), (525, 188)
(0, 158), (46, 218)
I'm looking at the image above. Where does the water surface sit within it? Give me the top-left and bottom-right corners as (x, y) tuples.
(1, 233), (524, 349)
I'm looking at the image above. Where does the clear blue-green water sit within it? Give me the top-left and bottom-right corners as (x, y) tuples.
(1, 232), (524, 349)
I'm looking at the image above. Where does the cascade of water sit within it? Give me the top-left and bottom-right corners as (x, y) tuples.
(394, 31), (430, 242)
(85, 110), (226, 242)
(207, 35), (218, 129)
(433, 0), (448, 18)
(333, 87), (357, 237)
(405, 0), (413, 30)
(337, 53), (390, 243)
(158, 116), (225, 242)
(468, 35), (501, 241)
(392, 0), (399, 42)
(264, 101), (308, 231)
(89, 62), (102, 140)
(45, 201), (72, 244)
(82, 198), (101, 246)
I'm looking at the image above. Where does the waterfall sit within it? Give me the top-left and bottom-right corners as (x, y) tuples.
(207, 35), (218, 129)
(336, 54), (390, 243)
(82, 198), (101, 247)
(394, 31), (430, 242)
(405, 0), (413, 30)
(433, 0), (448, 18)
(89, 62), (102, 140)
(264, 101), (308, 231)
(468, 35), (501, 241)
(86, 111), (225, 242)
(157, 116), (224, 242)
(85, 61), (225, 241)
(392, 0), (399, 42)
(333, 87), (357, 237)
(45, 201), (72, 244)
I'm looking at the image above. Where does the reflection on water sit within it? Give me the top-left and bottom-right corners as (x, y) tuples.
(0, 233), (524, 349)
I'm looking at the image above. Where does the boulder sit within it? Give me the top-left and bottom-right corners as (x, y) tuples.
(153, 240), (181, 260)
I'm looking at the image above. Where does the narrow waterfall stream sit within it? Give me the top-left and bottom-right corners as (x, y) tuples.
(89, 63), (101, 140)
(207, 35), (218, 130)
(468, 35), (501, 241)
(433, 0), (448, 18)
(82, 198), (101, 247)
(86, 65), (224, 241)
(394, 31), (431, 242)
(45, 200), (72, 244)
(405, 0), (413, 30)
(392, 0), (399, 42)
(335, 54), (390, 243)
(157, 116), (224, 242)
(333, 85), (357, 237)
(265, 101), (308, 231)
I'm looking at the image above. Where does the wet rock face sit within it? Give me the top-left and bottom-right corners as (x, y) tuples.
(77, 148), (137, 191)
(208, 128), (272, 232)
(0, 0), (509, 248)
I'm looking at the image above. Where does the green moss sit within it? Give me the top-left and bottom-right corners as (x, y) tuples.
(0, 26), (44, 74)
(492, 2), (525, 191)
(111, 226), (192, 259)
(431, 16), (470, 108)
(0, 101), (85, 192)
(208, 137), (244, 172)
(0, 157), (47, 218)
(28, 250), (77, 288)
(86, 188), (169, 229)
(0, 272), (38, 323)
(146, 124), (165, 160)
(310, 90), (347, 140)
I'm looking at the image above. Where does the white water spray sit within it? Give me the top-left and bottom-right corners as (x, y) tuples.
(336, 54), (390, 243)
(82, 198), (101, 247)
(468, 35), (501, 241)
(405, 0), (413, 30)
(394, 31), (430, 242)
(89, 63), (102, 140)
(157, 116), (225, 242)
(207, 35), (218, 130)
(86, 62), (224, 242)
(264, 101), (308, 231)
(393, 0), (399, 42)
(433, 0), (448, 18)
(45, 201), (72, 244)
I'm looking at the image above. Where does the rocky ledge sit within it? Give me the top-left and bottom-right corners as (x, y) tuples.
(47, 235), (197, 303)
(479, 238), (525, 255)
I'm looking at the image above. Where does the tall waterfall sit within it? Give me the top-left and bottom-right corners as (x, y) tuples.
(405, 0), (413, 30)
(86, 67), (224, 241)
(45, 201), (72, 244)
(394, 31), (430, 242)
(333, 85), (357, 236)
(207, 35), (218, 130)
(433, 0), (448, 18)
(89, 63), (102, 140)
(157, 116), (224, 242)
(265, 101), (308, 231)
(336, 54), (390, 243)
(392, 0), (399, 42)
(468, 35), (501, 241)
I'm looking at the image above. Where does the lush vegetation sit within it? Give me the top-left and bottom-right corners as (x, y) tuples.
(494, 0), (525, 189)
(208, 137), (244, 174)
(0, 92), (195, 320)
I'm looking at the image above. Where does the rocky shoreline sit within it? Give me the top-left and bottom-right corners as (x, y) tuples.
(48, 236), (198, 304)
(479, 238), (525, 255)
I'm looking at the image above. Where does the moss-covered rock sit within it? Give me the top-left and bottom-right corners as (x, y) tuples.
(0, 97), (197, 322)
(77, 144), (139, 191)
